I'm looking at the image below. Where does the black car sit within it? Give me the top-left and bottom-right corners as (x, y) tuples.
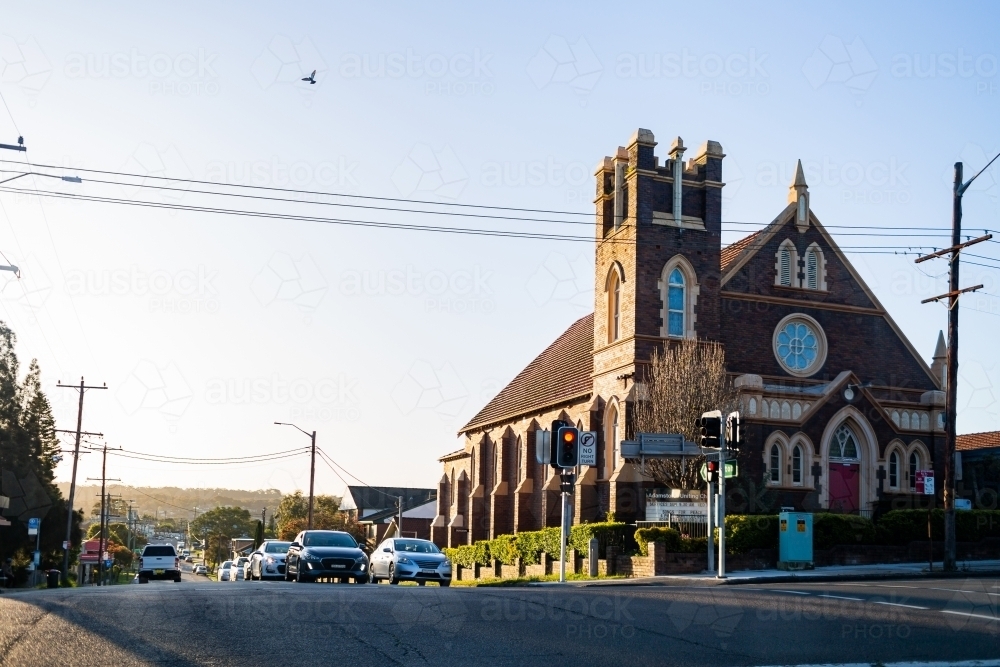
(285, 530), (369, 583)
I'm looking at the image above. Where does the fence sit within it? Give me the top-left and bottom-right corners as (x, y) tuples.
(635, 518), (708, 539)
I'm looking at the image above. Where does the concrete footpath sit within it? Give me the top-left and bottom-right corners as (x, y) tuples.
(557, 559), (1000, 587)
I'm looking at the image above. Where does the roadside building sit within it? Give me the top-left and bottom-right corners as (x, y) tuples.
(338, 486), (436, 543)
(432, 128), (953, 548)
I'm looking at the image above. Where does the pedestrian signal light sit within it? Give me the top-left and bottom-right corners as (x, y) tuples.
(695, 413), (722, 449)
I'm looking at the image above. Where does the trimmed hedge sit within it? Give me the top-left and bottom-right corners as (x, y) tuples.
(724, 515), (778, 555)
(635, 527), (680, 555)
(813, 513), (876, 550)
(876, 509), (1000, 545)
(442, 522), (628, 567)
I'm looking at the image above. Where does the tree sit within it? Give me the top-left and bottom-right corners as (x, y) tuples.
(632, 339), (736, 489)
(190, 506), (254, 566)
(253, 520), (264, 549)
(275, 492), (362, 542)
(86, 522), (146, 549)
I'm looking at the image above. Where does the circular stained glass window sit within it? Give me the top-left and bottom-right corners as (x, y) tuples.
(773, 314), (827, 376)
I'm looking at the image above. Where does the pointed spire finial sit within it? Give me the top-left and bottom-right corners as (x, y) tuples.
(792, 159), (807, 189)
(933, 330), (947, 358)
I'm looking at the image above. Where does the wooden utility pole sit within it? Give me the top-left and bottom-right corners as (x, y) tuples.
(56, 378), (107, 584)
(916, 153), (998, 571)
(87, 445), (119, 586)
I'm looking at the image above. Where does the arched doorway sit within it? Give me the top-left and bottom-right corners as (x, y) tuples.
(828, 423), (862, 513)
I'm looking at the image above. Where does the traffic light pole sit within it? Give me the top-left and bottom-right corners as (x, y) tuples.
(706, 476), (715, 574)
(717, 429), (726, 579)
(558, 471), (574, 583)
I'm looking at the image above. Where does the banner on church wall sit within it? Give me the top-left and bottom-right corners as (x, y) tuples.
(645, 488), (707, 522)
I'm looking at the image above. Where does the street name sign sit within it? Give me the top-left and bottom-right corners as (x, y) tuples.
(700, 459), (739, 481)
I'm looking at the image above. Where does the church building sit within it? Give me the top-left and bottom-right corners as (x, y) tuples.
(431, 129), (946, 548)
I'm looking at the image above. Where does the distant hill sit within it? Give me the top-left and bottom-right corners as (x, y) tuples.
(56, 484), (284, 520)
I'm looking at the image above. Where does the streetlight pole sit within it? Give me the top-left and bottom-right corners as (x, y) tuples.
(274, 422), (317, 530)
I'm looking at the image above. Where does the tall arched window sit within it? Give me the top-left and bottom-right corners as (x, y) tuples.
(769, 444), (781, 484)
(792, 445), (802, 485)
(515, 436), (522, 484)
(776, 241), (797, 287)
(608, 270), (621, 343)
(493, 442), (500, 486)
(805, 248), (819, 289)
(908, 452), (920, 490)
(889, 451), (899, 489)
(450, 468), (456, 504)
(606, 405), (620, 477)
(470, 450), (476, 487)
(667, 268), (685, 337)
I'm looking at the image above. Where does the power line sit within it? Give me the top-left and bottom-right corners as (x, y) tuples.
(316, 447), (400, 501)
(114, 446), (309, 462)
(108, 449), (309, 466)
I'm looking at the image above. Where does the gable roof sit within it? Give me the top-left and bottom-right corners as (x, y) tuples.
(957, 431), (1000, 452)
(339, 486), (436, 512)
(719, 202), (941, 390)
(721, 229), (764, 274)
(459, 313), (594, 433)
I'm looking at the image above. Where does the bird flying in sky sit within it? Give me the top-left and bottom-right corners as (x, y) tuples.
(301, 70), (317, 84)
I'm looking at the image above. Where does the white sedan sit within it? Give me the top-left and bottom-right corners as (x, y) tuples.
(217, 560), (233, 581)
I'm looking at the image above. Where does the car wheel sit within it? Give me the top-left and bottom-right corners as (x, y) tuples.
(354, 575), (368, 584)
(441, 580), (451, 587)
(285, 569), (294, 582)
(417, 580), (426, 586)
(138, 577), (148, 584)
(388, 564), (399, 585)
(174, 577), (182, 583)
(296, 568), (311, 583)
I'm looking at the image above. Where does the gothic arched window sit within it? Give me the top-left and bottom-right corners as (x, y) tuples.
(792, 445), (803, 485)
(667, 268), (685, 337)
(608, 270), (621, 343)
(889, 450), (899, 489)
(831, 424), (860, 461)
(769, 444), (781, 484)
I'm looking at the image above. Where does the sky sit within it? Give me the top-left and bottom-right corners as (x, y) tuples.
(0, 1), (998, 501)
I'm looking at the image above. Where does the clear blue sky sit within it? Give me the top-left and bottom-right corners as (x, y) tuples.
(1, 1), (997, 495)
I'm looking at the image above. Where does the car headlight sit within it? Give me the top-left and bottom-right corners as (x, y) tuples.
(266, 557), (274, 564)
(441, 562), (452, 570)
(397, 556), (413, 565)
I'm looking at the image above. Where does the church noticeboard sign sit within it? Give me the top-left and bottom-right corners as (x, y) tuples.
(915, 470), (934, 495)
(645, 488), (707, 522)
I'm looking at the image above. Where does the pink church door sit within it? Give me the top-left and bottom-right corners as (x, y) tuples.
(828, 463), (860, 513)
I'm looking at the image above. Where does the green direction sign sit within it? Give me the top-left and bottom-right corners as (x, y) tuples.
(699, 459), (739, 481)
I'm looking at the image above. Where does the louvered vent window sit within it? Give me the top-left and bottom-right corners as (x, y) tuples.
(779, 247), (792, 286)
(806, 250), (819, 289)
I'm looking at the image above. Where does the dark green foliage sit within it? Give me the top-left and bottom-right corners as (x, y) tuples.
(724, 515), (779, 555)
(876, 509), (1000, 545)
(442, 523), (629, 567)
(634, 527), (681, 555)
(813, 513), (876, 550)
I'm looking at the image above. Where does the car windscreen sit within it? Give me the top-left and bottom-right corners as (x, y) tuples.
(393, 540), (440, 553)
(143, 546), (176, 557)
(303, 532), (357, 548)
(264, 542), (291, 554)
(221, 561), (232, 568)
(236, 558), (248, 565)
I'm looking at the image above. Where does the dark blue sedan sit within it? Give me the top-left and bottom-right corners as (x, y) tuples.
(284, 530), (369, 583)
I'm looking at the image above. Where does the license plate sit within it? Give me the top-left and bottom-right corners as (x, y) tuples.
(331, 564), (346, 569)
(154, 569), (164, 575)
(419, 570), (436, 575)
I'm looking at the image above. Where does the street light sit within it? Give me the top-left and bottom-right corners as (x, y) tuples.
(274, 422), (317, 530)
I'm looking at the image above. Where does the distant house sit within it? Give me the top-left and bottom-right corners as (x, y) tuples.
(339, 486), (436, 543)
(957, 431), (1000, 505)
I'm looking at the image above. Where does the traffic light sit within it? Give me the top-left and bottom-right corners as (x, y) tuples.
(726, 412), (742, 452)
(549, 420), (569, 466)
(695, 411), (722, 449)
(555, 426), (579, 468)
(706, 459), (719, 484)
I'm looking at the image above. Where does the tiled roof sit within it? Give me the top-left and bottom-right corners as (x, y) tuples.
(459, 314), (594, 433)
(957, 431), (1000, 451)
(721, 230), (764, 273)
(438, 448), (468, 462)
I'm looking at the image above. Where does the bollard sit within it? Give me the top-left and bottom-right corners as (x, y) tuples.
(588, 538), (599, 577)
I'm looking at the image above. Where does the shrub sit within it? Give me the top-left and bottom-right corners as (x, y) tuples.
(725, 515), (778, 555)
(634, 526), (681, 555)
(876, 509), (1000, 545)
(489, 534), (518, 565)
(813, 513), (876, 550)
(514, 527), (560, 564)
(569, 522), (631, 557)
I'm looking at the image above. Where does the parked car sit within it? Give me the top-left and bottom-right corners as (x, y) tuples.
(249, 540), (291, 581)
(285, 530), (369, 583)
(184, 556), (193, 563)
(370, 538), (451, 586)
(137, 544), (182, 583)
(231, 557), (250, 581)
(194, 565), (208, 575)
(217, 560), (233, 582)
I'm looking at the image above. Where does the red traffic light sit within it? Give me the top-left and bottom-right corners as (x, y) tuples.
(556, 426), (579, 468)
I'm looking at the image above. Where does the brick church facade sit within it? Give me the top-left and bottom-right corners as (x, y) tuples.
(430, 128), (946, 548)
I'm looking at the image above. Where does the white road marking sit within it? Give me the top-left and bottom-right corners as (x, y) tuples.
(942, 610), (1000, 622)
(755, 661), (1000, 667)
(817, 594), (863, 601)
(772, 590), (810, 595)
(872, 601), (929, 610)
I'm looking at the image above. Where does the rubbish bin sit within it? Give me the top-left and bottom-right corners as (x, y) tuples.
(47, 569), (60, 589)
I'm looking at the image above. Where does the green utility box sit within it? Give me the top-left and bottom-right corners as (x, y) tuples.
(777, 512), (813, 570)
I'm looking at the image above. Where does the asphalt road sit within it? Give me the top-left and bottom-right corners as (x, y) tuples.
(0, 575), (997, 666)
